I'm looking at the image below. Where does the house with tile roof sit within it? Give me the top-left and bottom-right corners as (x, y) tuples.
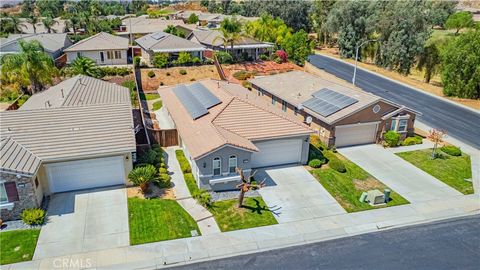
(0, 76), (135, 221)
(63, 32), (129, 65)
(158, 79), (313, 191)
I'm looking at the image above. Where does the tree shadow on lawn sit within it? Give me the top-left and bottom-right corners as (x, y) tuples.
(240, 198), (280, 216)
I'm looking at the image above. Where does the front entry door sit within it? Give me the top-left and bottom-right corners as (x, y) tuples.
(100, 52), (105, 62)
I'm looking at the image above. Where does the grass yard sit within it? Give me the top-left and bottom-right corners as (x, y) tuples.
(139, 92), (160, 100)
(152, 100), (162, 111)
(396, 149), (473, 194)
(0, 229), (40, 265)
(208, 197), (278, 232)
(311, 149), (409, 213)
(128, 198), (200, 245)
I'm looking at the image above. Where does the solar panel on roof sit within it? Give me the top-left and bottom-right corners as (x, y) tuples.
(173, 85), (208, 120)
(188, 83), (221, 109)
(302, 88), (358, 117)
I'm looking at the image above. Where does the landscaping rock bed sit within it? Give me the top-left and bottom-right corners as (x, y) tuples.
(209, 190), (260, 202)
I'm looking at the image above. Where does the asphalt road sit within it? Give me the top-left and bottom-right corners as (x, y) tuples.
(169, 215), (480, 270)
(307, 54), (480, 149)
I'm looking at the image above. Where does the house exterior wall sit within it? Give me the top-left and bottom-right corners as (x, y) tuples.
(0, 172), (41, 221)
(66, 49), (128, 65)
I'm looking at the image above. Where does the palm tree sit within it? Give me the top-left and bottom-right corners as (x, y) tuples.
(128, 165), (157, 194)
(1, 40), (58, 94)
(216, 17), (242, 51)
(26, 15), (39, 33)
(7, 14), (23, 34)
(69, 57), (102, 78)
(42, 17), (58, 34)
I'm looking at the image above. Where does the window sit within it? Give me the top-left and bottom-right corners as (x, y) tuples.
(282, 100), (287, 112)
(76, 52), (82, 58)
(0, 183), (8, 203)
(213, 157), (221, 176)
(390, 120), (397, 131)
(107, 51), (114, 59)
(115, 51), (122, 59)
(229, 156), (237, 173)
(100, 52), (105, 62)
(272, 96), (276, 105)
(398, 119), (408, 132)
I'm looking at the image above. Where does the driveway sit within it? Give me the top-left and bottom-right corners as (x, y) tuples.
(256, 166), (346, 223)
(338, 144), (462, 203)
(34, 187), (129, 259)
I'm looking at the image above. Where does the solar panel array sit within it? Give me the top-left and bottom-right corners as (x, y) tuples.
(302, 88), (358, 117)
(173, 83), (221, 120)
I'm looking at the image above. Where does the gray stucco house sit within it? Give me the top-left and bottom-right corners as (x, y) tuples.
(159, 79), (313, 191)
(0, 33), (72, 59)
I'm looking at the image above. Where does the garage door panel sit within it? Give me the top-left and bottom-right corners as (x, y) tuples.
(251, 139), (302, 168)
(47, 156), (125, 193)
(335, 123), (377, 147)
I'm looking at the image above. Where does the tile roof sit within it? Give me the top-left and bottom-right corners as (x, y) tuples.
(0, 104), (136, 164)
(135, 31), (205, 53)
(19, 75), (130, 110)
(0, 33), (71, 54)
(120, 16), (185, 35)
(0, 137), (41, 175)
(189, 29), (273, 48)
(63, 32), (129, 52)
(249, 71), (386, 124)
(159, 80), (312, 160)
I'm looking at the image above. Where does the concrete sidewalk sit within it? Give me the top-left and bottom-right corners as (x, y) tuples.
(6, 194), (478, 270)
(164, 147), (221, 235)
(338, 144), (462, 203)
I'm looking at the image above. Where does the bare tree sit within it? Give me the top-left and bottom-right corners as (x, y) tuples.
(235, 167), (265, 208)
(428, 129), (447, 159)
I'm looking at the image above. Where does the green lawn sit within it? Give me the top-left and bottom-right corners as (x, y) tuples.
(152, 100), (162, 111)
(208, 197), (278, 232)
(128, 198), (200, 245)
(311, 150), (409, 213)
(0, 229), (40, 265)
(396, 149), (473, 194)
(139, 92), (160, 100)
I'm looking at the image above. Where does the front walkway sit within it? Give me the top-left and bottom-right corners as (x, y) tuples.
(33, 187), (129, 260)
(164, 147), (221, 235)
(338, 144), (463, 203)
(257, 166), (346, 223)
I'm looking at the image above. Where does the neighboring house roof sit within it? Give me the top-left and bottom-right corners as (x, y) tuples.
(119, 16), (185, 35)
(0, 104), (136, 165)
(19, 75), (130, 110)
(63, 32), (129, 52)
(135, 31), (205, 53)
(19, 17), (67, 34)
(0, 33), (71, 55)
(0, 137), (41, 176)
(189, 29), (273, 49)
(249, 71), (417, 125)
(174, 10), (258, 24)
(159, 79), (312, 160)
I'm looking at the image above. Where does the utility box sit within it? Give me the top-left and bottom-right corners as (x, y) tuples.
(366, 189), (385, 206)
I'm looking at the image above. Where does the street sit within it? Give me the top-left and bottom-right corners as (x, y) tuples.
(307, 54), (480, 149)
(169, 215), (480, 270)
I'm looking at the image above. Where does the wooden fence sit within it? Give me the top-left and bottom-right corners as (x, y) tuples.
(148, 127), (178, 147)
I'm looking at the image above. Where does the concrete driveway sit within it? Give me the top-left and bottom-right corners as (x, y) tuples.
(338, 144), (462, 203)
(34, 187), (129, 259)
(256, 166), (346, 223)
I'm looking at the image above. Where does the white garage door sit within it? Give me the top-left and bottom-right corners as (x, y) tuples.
(251, 139), (303, 168)
(46, 156), (125, 193)
(335, 123), (378, 147)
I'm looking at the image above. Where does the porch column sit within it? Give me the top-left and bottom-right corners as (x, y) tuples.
(255, 48), (258, 59)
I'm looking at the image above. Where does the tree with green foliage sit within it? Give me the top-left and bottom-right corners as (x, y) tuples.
(1, 40), (57, 94)
(26, 15), (39, 34)
(244, 13), (292, 45)
(417, 34), (451, 83)
(441, 30), (480, 99)
(128, 164), (157, 193)
(187, 13), (199, 24)
(371, 0), (431, 75)
(164, 25), (185, 38)
(153, 53), (169, 68)
(281, 30), (312, 66)
(424, 0), (457, 28)
(445, 11), (474, 35)
(36, 0), (64, 18)
(215, 17), (242, 51)
(69, 57), (102, 78)
(0, 14), (23, 35)
(42, 17), (58, 34)
(175, 52), (193, 65)
(21, 0), (35, 18)
(310, 0), (336, 46)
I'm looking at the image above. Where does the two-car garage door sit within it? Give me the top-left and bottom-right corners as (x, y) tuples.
(46, 156), (125, 193)
(335, 122), (378, 147)
(251, 139), (303, 168)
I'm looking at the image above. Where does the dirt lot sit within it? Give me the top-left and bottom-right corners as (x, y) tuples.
(141, 65), (220, 91)
(316, 48), (479, 110)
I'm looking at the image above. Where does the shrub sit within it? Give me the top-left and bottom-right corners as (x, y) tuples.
(153, 53), (168, 68)
(175, 52), (193, 65)
(310, 135), (327, 150)
(134, 56), (141, 67)
(147, 70), (156, 78)
(384, 131), (400, 147)
(152, 100), (162, 110)
(414, 135), (423, 144)
(402, 137), (417, 146)
(156, 171), (171, 188)
(137, 149), (161, 165)
(242, 81), (252, 90)
(166, 72), (171, 76)
(441, 145), (461, 156)
(21, 208), (46, 225)
(233, 70), (253, 80)
(128, 164), (157, 193)
(192, 189), (211, 207)
(160, 82), (164, 86)
(308, 159), (323, 168)
(259, 54), (268, 61)
(0, 88), (20, 102)
(329, 158), (346, 173)
(203, 58), (214, 65)
(179, 69), (187, 75)
(275, 50), (288, 63)
(175, 150), (191, 173)
(215, 51), (233, 64)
